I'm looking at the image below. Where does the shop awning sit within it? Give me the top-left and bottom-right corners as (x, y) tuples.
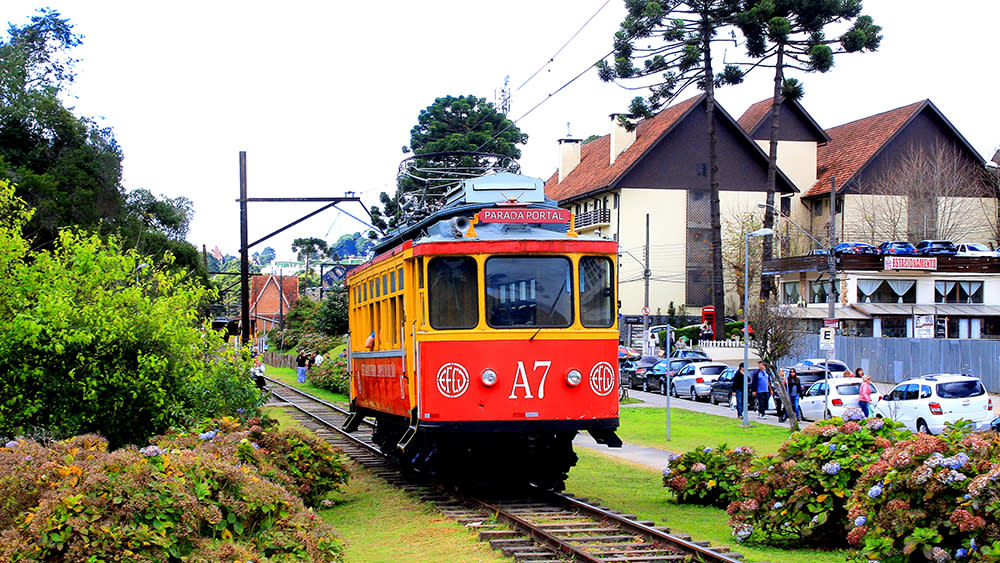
(850, 303), (1000, 316)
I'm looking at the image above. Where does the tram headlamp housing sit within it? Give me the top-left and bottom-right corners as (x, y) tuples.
(566, 369), (582, 386)
(481, 369), (498, 386)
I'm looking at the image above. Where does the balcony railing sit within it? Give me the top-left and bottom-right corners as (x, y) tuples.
(574, 208), (611, 230)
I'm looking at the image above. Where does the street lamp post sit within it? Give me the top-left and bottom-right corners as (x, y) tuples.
(743, 227), (773, 427)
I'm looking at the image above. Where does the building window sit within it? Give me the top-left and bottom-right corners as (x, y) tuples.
(857, 279), (916, 303)
(881, 316), (907, 338)
(603, 197), (608, 210)
(782, 282), (800, 304)
(613, 193), (619, 209)
(812, 200), (823, 216)
(697, 163), (707, 177)
(935, 281), (983, 304)
(811, 281), (830, 304)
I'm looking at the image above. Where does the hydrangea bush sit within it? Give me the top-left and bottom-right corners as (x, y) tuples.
(308, 354), (350, 395)
(846, 425), (1000, 562)
(727, 412), (908, 547)
(0, 415), (348, 561)
(662, 443), (756, 507)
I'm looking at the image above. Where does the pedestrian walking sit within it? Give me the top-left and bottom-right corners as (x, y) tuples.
(752, 361), (771, 419)
(314, 352), (325, 366)
(858, 374), (876, 417)
(295, 351), (309, 384)
(251, 356), (267, 390)
(733, 363), (746, 419)
(787, 368), (803, 421)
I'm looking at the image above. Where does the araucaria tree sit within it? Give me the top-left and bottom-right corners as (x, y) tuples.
(371, 95), (527, 232)
(736, 0), (881, 299)
(597, 0), (746, 340)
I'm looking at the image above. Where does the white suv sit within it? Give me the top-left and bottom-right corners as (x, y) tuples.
(871, 374), (993, 434)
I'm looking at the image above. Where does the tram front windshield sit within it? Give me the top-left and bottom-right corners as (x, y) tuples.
(486, 256), (572, 328)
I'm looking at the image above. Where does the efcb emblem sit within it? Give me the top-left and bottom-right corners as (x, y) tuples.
(436, 362), (470, 398)
(589, 361), (616, 397)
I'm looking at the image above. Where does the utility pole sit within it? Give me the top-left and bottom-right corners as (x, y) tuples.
(643, 214), (651, 354)
(827, 177), (838, 321)
(239, 152), (251, 345)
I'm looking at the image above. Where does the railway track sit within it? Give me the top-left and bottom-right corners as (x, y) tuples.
(264, 378), (748, 563)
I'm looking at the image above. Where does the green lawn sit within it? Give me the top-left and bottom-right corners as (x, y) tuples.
(265, 365), (349, 405)
(617, 405), (794, 455)
(565, 448), (848, 563)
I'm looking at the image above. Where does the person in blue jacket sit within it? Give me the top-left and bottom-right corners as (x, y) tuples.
(750, 361), (771, 419)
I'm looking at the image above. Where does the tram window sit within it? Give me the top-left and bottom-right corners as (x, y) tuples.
(390, 271), (396, 293)
(580, 257), (614, 328)
(383, 274), (388, 296)
(428, 257), (479, 329)
(363, 283), (367, 302)
(398, 267), (404, 290)
(485, 256), (572, 328)
(418, 258), (424, 289)
(375, 277), (380, 298)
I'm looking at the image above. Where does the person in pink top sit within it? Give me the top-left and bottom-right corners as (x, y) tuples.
(858, 374), (875, 417)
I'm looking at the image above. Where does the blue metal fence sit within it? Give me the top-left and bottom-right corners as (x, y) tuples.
(795, 335), (1000, 392)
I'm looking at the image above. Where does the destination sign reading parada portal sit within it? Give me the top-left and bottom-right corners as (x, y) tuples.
(480, 208), (571, 224)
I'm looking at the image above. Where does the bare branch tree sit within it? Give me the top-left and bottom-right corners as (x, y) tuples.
(846, 141), (992, 243)
(722, 210), (763, 311)
(748, 297), (805, 431)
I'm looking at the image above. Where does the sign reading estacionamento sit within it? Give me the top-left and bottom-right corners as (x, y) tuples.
(884, 256), (937, 270)
(479, 208), (571, 224)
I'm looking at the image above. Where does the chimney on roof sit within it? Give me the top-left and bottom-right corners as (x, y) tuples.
(610, 113), (636, 164)
(558, 137), (582, 182)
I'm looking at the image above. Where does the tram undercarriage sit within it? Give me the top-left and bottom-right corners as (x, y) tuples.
(368, 413), (584, 491)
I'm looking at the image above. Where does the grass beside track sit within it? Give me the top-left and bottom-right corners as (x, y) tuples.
(566, 448), (849, 563)
(617, 405), (793, 455)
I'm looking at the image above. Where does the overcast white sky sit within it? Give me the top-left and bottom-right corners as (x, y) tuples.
(3, 1), (998, 262)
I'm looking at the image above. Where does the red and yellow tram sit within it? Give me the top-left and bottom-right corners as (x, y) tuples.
(343, 173), (621, 489)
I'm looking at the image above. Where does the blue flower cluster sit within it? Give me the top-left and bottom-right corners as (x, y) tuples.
(855, 515), (867, 527)
(703, 447), (713, 453)
(822, 461), (842, 475)
(199, 429), (220, 441)
(828, 443), (838, 451)
(843, 408), (865, 421)
(773, 502), (783, 509)
(138, 445), (164, 457)
(4, 440), (19, 448)
(868, 483), (883, 498)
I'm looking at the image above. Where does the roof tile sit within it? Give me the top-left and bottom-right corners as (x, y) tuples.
(804, 100), (925, 198)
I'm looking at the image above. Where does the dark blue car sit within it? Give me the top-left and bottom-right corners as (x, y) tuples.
(832, 242), (879, 255)
(878, 241), (917, 255)
(915, 240), (957, 256)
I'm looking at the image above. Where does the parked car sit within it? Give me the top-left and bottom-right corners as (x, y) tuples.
(955, 242), (995, 257)
(799, 377), (882, 421)
(915, 239), (957, 256)
(644, 357), (711, 394)
(871, 374), (993, 434)
(832, 242), (879, 255)
(709, 367), (737, 405)
(806, 248), (829, 255)
(669, 349), (712, 360)
(622, 355), (661, 390)
(670, 361), (728, 401)
(790, 359), (850, 383)
(878, 241), (917, 255)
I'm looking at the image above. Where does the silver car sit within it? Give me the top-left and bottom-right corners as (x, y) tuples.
(670, 361), (728, 401)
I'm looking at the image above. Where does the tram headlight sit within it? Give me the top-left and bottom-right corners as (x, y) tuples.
(566, 369), (583, 386)
(481, 369), (498, 386)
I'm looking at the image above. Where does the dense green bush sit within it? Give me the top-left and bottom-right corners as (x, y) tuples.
(663, 443), (756, 507)
(315, 286), (349, 336)
(727, 413), (908, 547)
(846, 425), (1000, 562)
(0, 416), (347, 561)
(0, 182), (263, 448)
(308, 353), (350, 395)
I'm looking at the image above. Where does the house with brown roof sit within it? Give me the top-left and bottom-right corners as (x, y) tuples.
(741, 98), (993, 252)
(749, 99), (1000, 338)
(248, 273), (299, 334)
(543, 95), (797, 319)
